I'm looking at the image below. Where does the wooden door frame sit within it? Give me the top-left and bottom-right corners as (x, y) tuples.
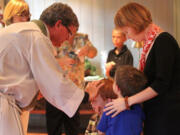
(173, 0), (180, 45)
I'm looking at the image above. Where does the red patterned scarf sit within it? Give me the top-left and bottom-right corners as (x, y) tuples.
(139, 24), (161, 71)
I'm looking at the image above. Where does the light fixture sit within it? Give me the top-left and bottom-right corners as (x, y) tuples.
(134, 41), (144, 60)
(134, 41), (144, 48)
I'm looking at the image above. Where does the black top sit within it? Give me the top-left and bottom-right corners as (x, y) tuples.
(107, 45), (133, 77)
(144, 32), (180, 107)
(107, 45), (133, 65)
(143, 32), (180, 135)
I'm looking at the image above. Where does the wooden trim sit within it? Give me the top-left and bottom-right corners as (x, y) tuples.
(30, 109), (95, 115)
(173, 0), (180, 45)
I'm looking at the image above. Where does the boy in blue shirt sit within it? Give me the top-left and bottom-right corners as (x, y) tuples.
(97, 65), (147, 135)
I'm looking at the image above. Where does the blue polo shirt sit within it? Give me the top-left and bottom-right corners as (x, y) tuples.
(97, 104), (145, 135)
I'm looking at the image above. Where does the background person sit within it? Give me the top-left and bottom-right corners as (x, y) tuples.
(104, 2), (180, 135)
(0, 6), (5, 27)
(106, 28), (133, 79)
(3, 0), (31, 134)
(3, 0), (30, 25)
(46, 32), (97, 135)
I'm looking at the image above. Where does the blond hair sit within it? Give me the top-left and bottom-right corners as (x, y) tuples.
(114, 2), (152, 33)
(112, 28), (126, 37)
(3, 0), (29, 25)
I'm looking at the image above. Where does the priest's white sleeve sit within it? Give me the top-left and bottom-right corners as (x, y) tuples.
(30, 33), (84, 117)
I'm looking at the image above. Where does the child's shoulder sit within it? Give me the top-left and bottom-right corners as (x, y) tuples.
(129, 104), (145, 119)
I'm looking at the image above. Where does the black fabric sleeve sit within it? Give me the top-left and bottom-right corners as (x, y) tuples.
(126, 51), (133, 66)
(109, 49), (133, 78)
(82, 92), (89, 103)
(150, 33), (178, 95)
(109, 65), (116, 78)
(106, 50), (112, 63)
(107, 50), (115, 77)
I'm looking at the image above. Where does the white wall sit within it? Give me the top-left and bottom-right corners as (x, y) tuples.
(26, 0), (175, 76)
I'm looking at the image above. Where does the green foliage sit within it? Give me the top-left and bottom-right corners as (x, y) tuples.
(84, 58), (96, 76)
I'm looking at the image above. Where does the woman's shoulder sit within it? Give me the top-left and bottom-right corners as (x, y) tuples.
(158, 32), (171, 37)
(154, 32), (179, 49)
(156, 32), (177, 43)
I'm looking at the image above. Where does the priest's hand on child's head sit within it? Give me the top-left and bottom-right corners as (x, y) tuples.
(85, 80), (104, 101)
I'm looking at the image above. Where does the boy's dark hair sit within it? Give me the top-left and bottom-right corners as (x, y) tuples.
(40, 2), (79, 28)
(115, 65), (147, 97)
(97, 79), (117, 101)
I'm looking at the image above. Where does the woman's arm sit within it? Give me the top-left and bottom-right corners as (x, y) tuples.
(104, 87), (158, 117)
(129, 87), (158, 106)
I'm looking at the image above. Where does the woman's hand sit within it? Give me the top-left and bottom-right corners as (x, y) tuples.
(104, 87), (159, 117)
(104, 97), (126, 117)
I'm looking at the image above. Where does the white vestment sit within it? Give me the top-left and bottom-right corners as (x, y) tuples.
(0, 22), (84, 135)
(0, 92), (24, 135)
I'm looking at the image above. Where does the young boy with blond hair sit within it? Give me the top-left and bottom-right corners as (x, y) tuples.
(106, 28), (133, 78)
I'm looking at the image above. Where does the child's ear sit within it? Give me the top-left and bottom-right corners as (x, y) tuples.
(114, 83), (120, 91)
(117, 85), (121, 91)
(114, 84), (122, 97)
